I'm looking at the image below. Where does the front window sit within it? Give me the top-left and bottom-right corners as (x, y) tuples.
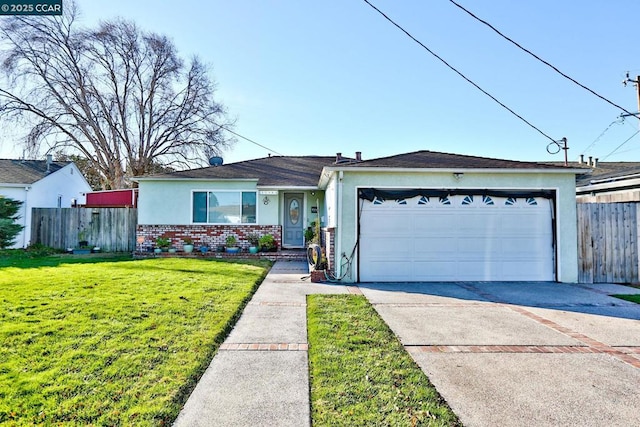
(193, 191), (257, 224)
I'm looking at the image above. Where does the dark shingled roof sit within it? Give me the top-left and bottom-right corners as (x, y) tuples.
(545, 161), (640, 186)
(353, 151), (568, 170)
(147, 156), (337, 187)
(0, 159), (69, 185)
(140, 151), (574, 187)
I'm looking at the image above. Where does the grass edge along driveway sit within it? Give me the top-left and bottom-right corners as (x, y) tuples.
(0, 256), (270, 425)
(612, 294), (640, 304)
(307, 294), (461, 426)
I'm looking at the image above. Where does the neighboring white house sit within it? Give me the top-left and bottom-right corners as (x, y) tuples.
(135, 150), (583, 283)
(0, 156), (92, 248)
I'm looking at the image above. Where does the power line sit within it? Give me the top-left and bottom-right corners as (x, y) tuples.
(580, 117), (624, 155)
(601, 130), (640, 160)
(361, 0), (557, 143)
(448, 0), (638, 119)
(611, 147), (640, 156)
(218, 125), (285, 156)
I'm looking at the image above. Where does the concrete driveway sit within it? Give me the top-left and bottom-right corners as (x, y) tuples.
(358, 281), (640, 427)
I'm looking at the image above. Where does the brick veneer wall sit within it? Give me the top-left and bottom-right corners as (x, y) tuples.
(137, 224), (282, 251)
(323, 227), (335, 276)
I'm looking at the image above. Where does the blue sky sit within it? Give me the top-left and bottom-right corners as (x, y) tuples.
(3, 1), (640, 165)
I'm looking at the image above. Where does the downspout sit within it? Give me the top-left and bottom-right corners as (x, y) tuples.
(336, 170), (344, 279)
(22, 186), (29, 248)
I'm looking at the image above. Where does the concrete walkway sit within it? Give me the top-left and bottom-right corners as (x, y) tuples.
(175, 261), (640, 426)
(173, 260), (348, 427)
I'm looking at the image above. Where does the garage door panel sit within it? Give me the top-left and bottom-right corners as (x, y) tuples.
(456, 237), (503, 255)
(364, 240), (414, 256)
(422, 239), (459, 254)
(364, 212), (413, 234)
(387, 238), (416, 252)
(364, 261), (414, 281)
(359, 193), (554, 282)
(413, 262), (460, 281)
(456, 261), (503, 281)
(501, 261), (552, 280)
(415, 213), (455, 231)
(500, 238), (551, 255)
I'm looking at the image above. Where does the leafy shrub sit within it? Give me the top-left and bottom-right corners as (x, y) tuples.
(155, 236), (171, 248)
(225, 235), (237, 247)
(246, 233), (260, 246)
(258, 234), (276, 250)
(0, 196), (24, 249)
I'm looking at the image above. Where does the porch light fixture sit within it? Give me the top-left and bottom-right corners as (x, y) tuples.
(453, 172), (464, 180)
(263, 196), (270, 205)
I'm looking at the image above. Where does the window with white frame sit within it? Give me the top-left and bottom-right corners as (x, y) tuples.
(192, 191), (257, 224)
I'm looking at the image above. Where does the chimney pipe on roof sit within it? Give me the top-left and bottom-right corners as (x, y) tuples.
(46, 154), (52, 173)
(588, 156), (593, 167)
(579, 154), (584, 164)
(593, 158), (599, 168)
(336, 152), (342, 163)
(355, 151), (362, 162)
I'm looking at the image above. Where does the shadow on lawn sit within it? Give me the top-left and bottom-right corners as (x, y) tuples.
(0, 252), (133, 269)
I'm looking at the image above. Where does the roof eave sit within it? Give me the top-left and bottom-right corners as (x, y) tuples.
(577, 177), (640, 194)
(134, 177), (259, 182)
(0, 183), (32, 187)
(257, 185), (319, 190)
(322, 166), (584, 174)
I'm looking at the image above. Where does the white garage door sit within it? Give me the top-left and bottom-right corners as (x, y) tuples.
(358, 192), (554, 282)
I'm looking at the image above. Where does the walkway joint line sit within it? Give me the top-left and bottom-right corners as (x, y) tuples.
(219, 343), (309, 351)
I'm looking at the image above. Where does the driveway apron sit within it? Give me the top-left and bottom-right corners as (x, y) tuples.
(358, 281), (640, 427)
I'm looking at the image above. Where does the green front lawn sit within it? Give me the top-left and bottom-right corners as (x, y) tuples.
(307, 295), (460, 426)
(0, 256), (270, 425)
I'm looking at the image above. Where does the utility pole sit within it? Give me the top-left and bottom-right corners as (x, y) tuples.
(622, 72), (640, 117)
(561, 137), (568, 166)
(546, 137), (568, 166)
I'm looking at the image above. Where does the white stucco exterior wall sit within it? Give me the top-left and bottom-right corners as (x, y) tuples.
(137, 179), (260, 225)
(327, 169), (578, 283)
(0, 163), (90, 248)
(137, 178), (327, 230)
(324, 174), (338, 228)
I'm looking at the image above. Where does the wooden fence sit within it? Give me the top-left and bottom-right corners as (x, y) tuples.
(577, 202), (640, 283)
(31, 208), (138, 252)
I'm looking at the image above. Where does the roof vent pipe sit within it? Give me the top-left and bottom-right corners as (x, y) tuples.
(46, 154), (52, 173)
(579, 154), (584, 164)
(593, 158), (599, 168)
(355, 151), (362, 162)
(588, 156), (593, 167)
(336, 152), (342, 163)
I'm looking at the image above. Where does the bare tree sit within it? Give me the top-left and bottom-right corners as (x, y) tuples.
(0, 2), (233, 189)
